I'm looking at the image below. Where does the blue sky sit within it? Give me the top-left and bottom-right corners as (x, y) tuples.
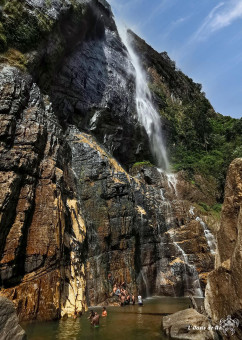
(109, 0), (242, 119)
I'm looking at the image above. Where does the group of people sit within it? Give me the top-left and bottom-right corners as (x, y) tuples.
(88, 307), (107, 327)
(112, 281), (143, 307)
(87, 278), (144, 327)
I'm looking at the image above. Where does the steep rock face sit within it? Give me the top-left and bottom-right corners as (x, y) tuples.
(49, 13), (151, 167)
(0, 0), (218, 321)
(0, 66), (86, 321)
(67, 132), (214, 305)
(1, 0), (151, 167)
(205, 158), (242, 339)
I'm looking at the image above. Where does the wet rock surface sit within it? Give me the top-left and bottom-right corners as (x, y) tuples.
(0, 296), (26, 340)
(67, 132), (214, 305)
(205, 158), (242, 339)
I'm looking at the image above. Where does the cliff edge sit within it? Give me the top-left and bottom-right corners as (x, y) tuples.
(205, 158), (242, 339)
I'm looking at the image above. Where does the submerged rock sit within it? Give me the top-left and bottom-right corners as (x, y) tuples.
(0, 296), (26, 340)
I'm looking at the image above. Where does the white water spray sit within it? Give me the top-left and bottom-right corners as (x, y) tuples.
(172, 239), (203, 298)
(117, 24), (169, 170)
(196, 217), (216, 255)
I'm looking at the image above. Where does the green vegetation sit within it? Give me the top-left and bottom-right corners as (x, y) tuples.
(0, 48), (27, 70)
(150, 80), (242, 201)
(131, 34), (242, 201)
(132, 161), (154, 168)
(197, 202), (222, 213)
(0, 22), (7, 52)
(0, 0), (85, 80)
(1, 0), (55, 52)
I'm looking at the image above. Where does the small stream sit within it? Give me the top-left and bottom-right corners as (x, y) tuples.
(22, 297), (194, 340)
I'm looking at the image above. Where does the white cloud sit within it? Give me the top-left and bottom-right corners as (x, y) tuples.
(193, 0), (242, 41)
(211, 0), (242, 31)
(162, 15), (191, 39)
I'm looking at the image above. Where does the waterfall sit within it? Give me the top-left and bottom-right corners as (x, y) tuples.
(117, 24), (169, 171)
(173, 241), (203, 298)
(196, 217), (216, 255)
(115, 21), (203, 298)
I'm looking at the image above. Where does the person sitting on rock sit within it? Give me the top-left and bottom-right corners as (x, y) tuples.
(120, 293), (125, 307)
(102, 307), (107, 317)
(125, 294), (130, 305)
(115, 286), (121, 296)
(131, 293), (135, 305)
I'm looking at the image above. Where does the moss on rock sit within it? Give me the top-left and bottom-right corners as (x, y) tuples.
(0, 22), (7, 52)
(0, 48), (27, 70)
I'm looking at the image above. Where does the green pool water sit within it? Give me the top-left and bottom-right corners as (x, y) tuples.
(22, 297), (192, 340)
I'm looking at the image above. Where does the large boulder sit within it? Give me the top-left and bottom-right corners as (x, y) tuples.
(162, 308), (215, 340)
(0, 297), (26, 340)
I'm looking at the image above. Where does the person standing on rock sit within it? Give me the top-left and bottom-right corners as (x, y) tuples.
(138, 294), (143, 306)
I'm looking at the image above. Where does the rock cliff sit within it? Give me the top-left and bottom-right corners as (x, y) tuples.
(205, 158), (242, 339)
(0, 0), (218, 321)
(0, 66), (86, 320)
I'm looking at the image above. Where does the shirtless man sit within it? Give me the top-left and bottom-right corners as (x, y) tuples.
(131, 293), (135, 305)
(92, 312), (100, 327)
(120, 293), (125, 306)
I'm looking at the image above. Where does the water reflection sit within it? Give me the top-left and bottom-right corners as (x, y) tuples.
(23, 297), (192, 340)
(58, 319), (80, 340)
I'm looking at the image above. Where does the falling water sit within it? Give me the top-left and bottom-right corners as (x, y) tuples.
(196, 217), (216, 255)
(117, 24), (169, 170)
(115, 21), (202, 298)
(172, 241), (203, 297)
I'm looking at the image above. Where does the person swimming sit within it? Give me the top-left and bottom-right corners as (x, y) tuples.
(102, 307), (107, 317)
(88, 310), (95, 320)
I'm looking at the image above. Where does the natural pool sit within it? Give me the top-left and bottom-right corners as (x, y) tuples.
(23, 297), (192, 340)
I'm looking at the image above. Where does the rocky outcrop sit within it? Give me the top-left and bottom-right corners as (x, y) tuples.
(0, 66), (86, 321)
(0, 0), (218, 321)
(0, 63), (215, 318)
(163, 308), (215, 340)
(205, 158), (242, 339)
(67, 133), (214, 304)
(0, 296), (26, 340)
